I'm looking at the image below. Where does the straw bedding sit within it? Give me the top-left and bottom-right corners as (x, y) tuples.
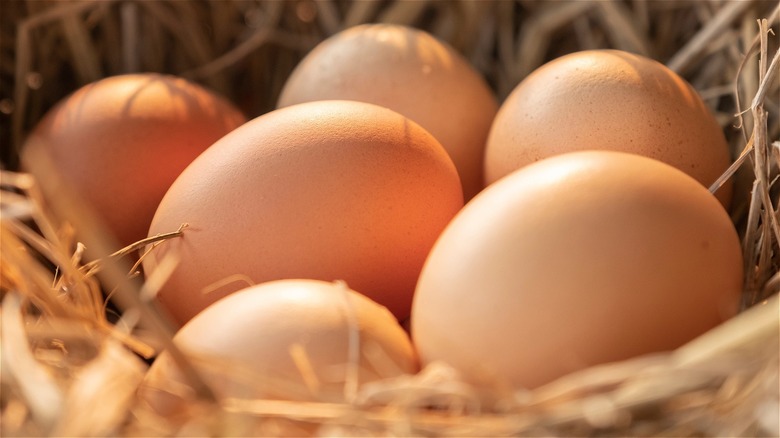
(1, 1), (779, 436)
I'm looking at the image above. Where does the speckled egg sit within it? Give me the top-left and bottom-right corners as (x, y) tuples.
(484, 49), (733, 207)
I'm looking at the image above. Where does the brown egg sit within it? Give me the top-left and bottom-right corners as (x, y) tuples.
(484, 49), (733, 207)
(278, 24), (498, 200)
(412, 151), (742, 389)
(22, 74), (246, 247)
(140, 279), (417, 418)
(144, 100), (463, 325)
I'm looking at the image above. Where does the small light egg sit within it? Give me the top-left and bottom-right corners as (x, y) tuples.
(140, 279), (417, 417)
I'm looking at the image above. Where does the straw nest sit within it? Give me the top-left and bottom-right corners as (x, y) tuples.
(1, 1), (779, 436)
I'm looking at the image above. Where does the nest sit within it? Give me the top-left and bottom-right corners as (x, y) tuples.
(1, 1), (779, 436)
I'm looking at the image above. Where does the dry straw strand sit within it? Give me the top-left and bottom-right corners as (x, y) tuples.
(1, 292), (65, 434)
(666, 0), (755, 74)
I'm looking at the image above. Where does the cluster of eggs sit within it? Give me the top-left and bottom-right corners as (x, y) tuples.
(23, 24), (741, 418)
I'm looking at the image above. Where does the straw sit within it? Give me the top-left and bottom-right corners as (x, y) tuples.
(1, 1), (778, 436)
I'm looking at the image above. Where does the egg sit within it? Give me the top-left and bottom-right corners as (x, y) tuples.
(278, 24), (498, 200)
(484, 49), (733, 207)
(412, 150), (743, 389)
(21, 73), (246, 247)
(139, 279), (417, 418)
(144, 100), (463, 325)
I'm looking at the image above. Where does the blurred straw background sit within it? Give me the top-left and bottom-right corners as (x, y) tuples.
(2, 0), (778, 170)
(1, 0), (779, 436)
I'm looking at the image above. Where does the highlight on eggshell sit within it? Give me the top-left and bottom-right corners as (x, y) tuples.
(412, 150), (743, 390)
(138, 279), (417, 418)
(277, 23), (498, 201)
(20, 73), (246, 248)
(143, 99), (463, 326)
(484, 49), (733, 207)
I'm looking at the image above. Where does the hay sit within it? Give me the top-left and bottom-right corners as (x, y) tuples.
(1, 0), (779, 436)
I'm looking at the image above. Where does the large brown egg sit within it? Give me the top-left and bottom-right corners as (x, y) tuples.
(139, 279), (417, 420)
(22, 74), (246, 247)
(278, 24), (498, 201)
(412, 151), (742, 390)
(144, 100), (463, 325)
(484, 49), (733, 207)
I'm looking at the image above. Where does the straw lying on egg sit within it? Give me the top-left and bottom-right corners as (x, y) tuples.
(1, 1), (779, 436)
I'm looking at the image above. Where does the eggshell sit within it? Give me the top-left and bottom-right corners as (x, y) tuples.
(144, 100), (463, 325)
(412, 150), (743, 389)
(139, 279), (417, 417)
(21, 74), (246, 247)
(278, 24), (498, 200)
(484, 49), (733, 207)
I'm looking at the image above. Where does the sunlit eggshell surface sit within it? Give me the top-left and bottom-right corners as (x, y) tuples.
(484, 50), (733, 207)
(22, 73), (246, 247)
(140, 279), (417, 415)
(144, 100), (463, 325)
(413, 150), (742, 389)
